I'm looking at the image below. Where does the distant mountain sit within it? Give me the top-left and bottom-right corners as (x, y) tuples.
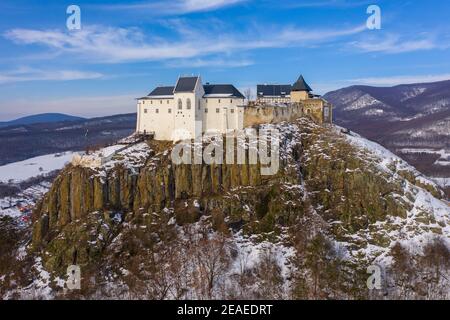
(0, 113), (86, 128)
(0, 113), (136, 166)
(324, 80), (450, 182)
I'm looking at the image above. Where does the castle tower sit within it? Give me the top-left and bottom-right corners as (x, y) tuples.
(290, 75), (312, 102)
(173, 76), (204, 141)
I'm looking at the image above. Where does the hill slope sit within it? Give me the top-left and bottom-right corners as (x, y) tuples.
(1, 117), (448, 300)
(0, 113), (136, 166)
(0, 113), (85, 128)
(324, 80), (450, 190)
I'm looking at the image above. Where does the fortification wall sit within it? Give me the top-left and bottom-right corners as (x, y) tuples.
(243, 104), (303, 127)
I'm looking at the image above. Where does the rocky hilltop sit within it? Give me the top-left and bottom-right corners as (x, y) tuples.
(2, 117), (449, 300)
(323, 81), (450, 194)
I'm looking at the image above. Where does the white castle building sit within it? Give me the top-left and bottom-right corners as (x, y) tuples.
(136, 76), (246, 141)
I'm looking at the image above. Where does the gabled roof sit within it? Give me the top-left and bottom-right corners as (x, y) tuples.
(292, 75), (312, 92)
(256, 84), (292, 97)
(148, 86), (175, 97)
(143, 79), (245, 99)
(203, 84), (245, 98)
(174, 76), (199, 93)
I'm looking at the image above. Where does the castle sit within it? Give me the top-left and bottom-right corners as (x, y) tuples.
(136, 75), (332, 141)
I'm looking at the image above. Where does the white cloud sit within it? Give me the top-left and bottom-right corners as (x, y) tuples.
(351, 33), (441, 54)
(4, 23), (365, 64)
(347, 74), (450, 86)
(165, 57), (253, 68)
(0, 67), (103, 84)
(102, 0), (247, 15)
(283, 0), (373, 8)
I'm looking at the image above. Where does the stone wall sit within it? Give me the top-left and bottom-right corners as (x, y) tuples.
(243, 104), (303, 127)
(303, 99), (332, 124)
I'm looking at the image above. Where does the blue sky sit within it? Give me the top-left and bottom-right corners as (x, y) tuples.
(1, 0), (450, 120)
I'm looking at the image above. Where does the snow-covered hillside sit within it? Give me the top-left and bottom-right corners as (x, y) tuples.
(2, 119), (449, 300)
(324, 81), (450, 184)
(0, 152), (77, 183)
(0, 151), (81, 224)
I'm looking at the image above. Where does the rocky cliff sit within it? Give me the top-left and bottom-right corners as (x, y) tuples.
(4, 117), (449, 299)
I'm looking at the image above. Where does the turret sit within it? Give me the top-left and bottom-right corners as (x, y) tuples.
(291, 75), (312, 102)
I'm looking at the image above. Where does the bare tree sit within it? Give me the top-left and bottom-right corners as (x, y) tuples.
(194, 235), (230, 298)
(244, 88), (253, 102)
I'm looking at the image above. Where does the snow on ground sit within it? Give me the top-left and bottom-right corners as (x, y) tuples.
(0, 182), (51, 219)
(333, 124), (450, 263)
(72, 142), (150, 172)
(432, 177), (450, 188)
(343, 93), (386, 111)
(230, 232), (295, 280)
(3, 257), (55, 300)
(335, 127), (443, 190)
(0, 152), (77, 183)
(98, 142), (151, 174)
(98, 145), (127, 158)
(398, 148), (450, 166)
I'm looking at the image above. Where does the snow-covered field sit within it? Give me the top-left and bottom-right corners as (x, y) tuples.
(0, 152), (77, 221)
(0, 151), (77, 183)
(0, 182), (51, 219)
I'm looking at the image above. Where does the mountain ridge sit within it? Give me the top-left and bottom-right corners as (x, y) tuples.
(0, 113), (86, 128)
(324, 79), (450, 192)
(0, 113), (136, 166)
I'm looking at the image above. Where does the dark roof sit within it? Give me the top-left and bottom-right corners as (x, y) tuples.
(145, 80), (245, 99)
(256, 84), (292, 97)
(148, 86), (175, 96)
(203, 84), (245, 99)
(174, 76), (199, 93)
(292, 75), (312, 92)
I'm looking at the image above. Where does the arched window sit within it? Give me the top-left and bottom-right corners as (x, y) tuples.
(186, 98), (191, 110)
(178, 99), (182, 110)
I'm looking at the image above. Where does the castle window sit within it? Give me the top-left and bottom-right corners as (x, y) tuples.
(142, 101), (145, 104)
(168, 108), (172, 114)
(230, 99), (233, 104)
(216, 108), (220, 113)
(167, 100), (169, 104)
(186, 98), (191, 110)
(198, 101), (201, 109)
(205, 108), (208, 113)
(160, 100), (162, 104)
(150, 100), (153, 104)
(218, 99), (221, 104)
(324, 107), (329, 117)
(144, 108), (148, 113)
(178, 99), (182, 110)
(230, 109), (235, 113)
(156, 109), (159, 114)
